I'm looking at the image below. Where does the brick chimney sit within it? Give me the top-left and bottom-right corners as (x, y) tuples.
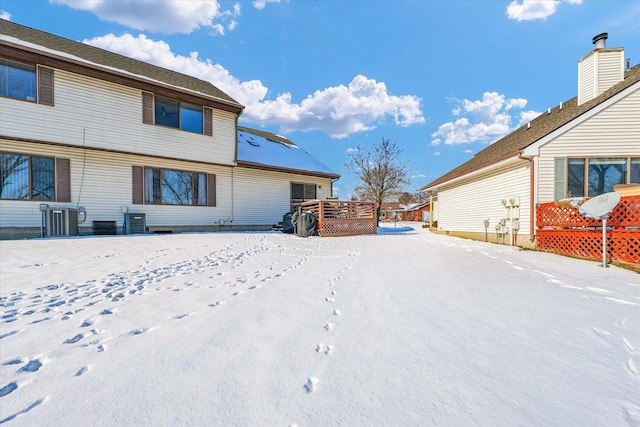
(577, 33), (625, 105)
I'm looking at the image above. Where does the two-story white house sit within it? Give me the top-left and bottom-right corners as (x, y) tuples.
(421, 33), (640, 249)
(0, 20), (338, 238)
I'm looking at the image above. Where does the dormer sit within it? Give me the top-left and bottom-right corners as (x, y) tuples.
(577, 33), (625, 106)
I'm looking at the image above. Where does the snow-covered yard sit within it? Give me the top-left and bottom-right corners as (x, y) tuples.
(1, 224), (638, 426)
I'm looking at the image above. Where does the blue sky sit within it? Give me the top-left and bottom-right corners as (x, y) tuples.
(2, 0), (639, 199)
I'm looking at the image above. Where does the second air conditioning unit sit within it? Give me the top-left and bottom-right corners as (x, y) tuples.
(124, 213), (146, 234)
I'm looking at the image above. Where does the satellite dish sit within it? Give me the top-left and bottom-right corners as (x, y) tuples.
(579, 192), (621, 219)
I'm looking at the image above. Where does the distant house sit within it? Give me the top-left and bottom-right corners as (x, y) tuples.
(404, 202), (430, 222)
(379, 202), (403, 221)
(0, 20), (338, 238)
(421, 33), (640, 248)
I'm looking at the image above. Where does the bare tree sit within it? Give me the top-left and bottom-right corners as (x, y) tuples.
(345, 138), (411, 220)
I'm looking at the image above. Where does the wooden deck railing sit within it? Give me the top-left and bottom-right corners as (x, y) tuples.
(296, 200), (377, 237)
(536, 195), (640, 265)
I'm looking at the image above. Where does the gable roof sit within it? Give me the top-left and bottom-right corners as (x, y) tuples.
(0, 20), (243, 113)
(237, 126), (339, 179)
(421, 63), (640, 191)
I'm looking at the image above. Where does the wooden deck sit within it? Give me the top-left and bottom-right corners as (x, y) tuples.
(536, 194), (639, 265)
(296, 200), (377, 237)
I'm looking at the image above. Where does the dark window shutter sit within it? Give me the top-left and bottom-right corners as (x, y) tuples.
(56, 158), (71, 202)
(204, 107), (213, 136)
(207, 173), (216, 207)
(132, 166), (144, 204)
(38, 67), (54, 106)
(142, 92), (154, 124)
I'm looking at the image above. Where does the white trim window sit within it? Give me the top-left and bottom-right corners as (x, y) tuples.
(557, 156), (640, 199)
(291, 182), (317, 205)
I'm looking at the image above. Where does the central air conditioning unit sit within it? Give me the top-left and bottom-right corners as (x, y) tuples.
(124, 213), (146, 234)
(44, 208), (79, 237)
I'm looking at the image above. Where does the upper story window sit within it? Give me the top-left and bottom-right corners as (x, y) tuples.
(1, 58), (36, 102)
(0, 57), (54, 106)
(557, 156), (640, 199)
(143, 92), (211, 135)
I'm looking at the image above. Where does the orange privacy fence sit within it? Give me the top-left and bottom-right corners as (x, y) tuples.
(297, 200), (377, 237)
(536, 195), (640, 264)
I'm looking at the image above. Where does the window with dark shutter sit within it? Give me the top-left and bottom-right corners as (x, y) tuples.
(38, 66), (54, 106)
(204, 107), (213, 136)
(207, 174), (216, 207)
(56, 158), (71, 202)
(132, 166), (144, 204)
(142, 92), (154, 124)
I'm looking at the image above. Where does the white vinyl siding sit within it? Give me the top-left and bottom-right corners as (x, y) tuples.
(435, 161), (531, 236)
(231, 168), (332, 226)
(0, 69), (237, 165)
(0, 139), (233, 229)
(538, 87), (640, 202)
(578, 48), (624, 105)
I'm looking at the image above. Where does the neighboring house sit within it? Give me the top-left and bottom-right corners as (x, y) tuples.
(404, 202), (430, 222)
(421, 33), (640, 249)
(379, 202), (403, 221)
(0, 21), (338, 239)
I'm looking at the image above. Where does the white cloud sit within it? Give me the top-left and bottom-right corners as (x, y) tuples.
(85, 34), (424, 139)
(518, 110), (543, 127)
(85, 33), (268, 105)
(51, 0), (240, 34)
(346, 148), (359, 153)
(253, 0), (284, 10)
(431, 91), (540, 145)
(506, 0), (582, 21)
(433, 151), (440, 156)
(247, 75), (425, 138)
(0, 10), (11, 20)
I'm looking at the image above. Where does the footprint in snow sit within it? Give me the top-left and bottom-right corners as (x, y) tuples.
(324, 323), (334, 331)
(304, 377), (319, 394)
(333, 309), (341, 316)
(0, 382), (18, 397)
(75, 366), (89, 376)
(0, 397), (46, 424)
(19, 359), (43, 373)
(64, 334), (83, 344)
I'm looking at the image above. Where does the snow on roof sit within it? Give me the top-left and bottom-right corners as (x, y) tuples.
(237, 127), (338, 178)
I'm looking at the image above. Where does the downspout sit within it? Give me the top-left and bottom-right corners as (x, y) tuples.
(518, 151), (535, 242)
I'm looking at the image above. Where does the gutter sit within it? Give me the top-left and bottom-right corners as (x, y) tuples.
(517, 151), (536, 242)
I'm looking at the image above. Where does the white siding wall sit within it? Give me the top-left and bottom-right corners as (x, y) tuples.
(0, 69), (237, 165)
(436, 160), (531, 236)
(0, 140), (233, 229)
(231, 168), (333, 226)
(537, 86), (640, 202)
(578, 54), (596, 105)
(578, 49), (624, 105)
